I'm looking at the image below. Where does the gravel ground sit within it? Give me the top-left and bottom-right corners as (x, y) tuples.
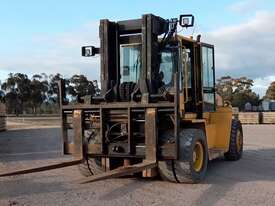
(0, 120), (275, 206)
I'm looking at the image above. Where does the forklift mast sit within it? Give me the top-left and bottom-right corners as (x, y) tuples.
(98, 14), (168, 102)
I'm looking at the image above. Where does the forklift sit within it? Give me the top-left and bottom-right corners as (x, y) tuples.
(0, 14), (243, 183)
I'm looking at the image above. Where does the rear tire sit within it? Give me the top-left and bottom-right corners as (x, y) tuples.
(224, 119), (243, 161)
(158, 129), (208, 183)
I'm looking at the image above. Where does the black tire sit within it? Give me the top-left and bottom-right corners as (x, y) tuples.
(158, 129), (208, 183)
(224, 119), (243, 161)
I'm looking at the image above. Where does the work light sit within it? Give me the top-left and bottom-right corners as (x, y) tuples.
(179, 14), (194, 27)
(81, 46), (99, 57)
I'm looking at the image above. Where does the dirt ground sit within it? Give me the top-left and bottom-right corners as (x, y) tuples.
(0, 119), (275, 206)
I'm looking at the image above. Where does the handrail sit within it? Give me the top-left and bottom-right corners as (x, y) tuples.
(179, 42), (189, 103)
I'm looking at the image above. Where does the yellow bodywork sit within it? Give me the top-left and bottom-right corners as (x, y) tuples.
(206, 106), (232, 151)
(182, 106), (233, 158)
(177, 34), (233, 159)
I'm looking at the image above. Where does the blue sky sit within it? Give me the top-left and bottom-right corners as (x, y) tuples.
(1, 0), (275, 96)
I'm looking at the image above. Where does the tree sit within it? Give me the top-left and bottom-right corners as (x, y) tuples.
(0, 90), (5, 103)
(47, 73), (63, 104)
(68, 74), (95, 97)
(264, 81), (275, 100)
(29, 75), (49, 113)
(1, 72), (98, 114)
(1, 73), (31, 114)
(216, 76), (259, 110)
(5, 92), (20, 114)
(231, 91), (259, 109)
(14, 73), (31, 113)
(216, 76), (233, 102)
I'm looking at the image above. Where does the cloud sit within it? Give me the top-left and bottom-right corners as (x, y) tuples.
(1, 11), (275, 97)
(203, 11), (275, 96)
(205, 11), (275, 77)
(0, 21), (101, 81)
(228, 0), (260, 13)
(252, 76), (275, 97)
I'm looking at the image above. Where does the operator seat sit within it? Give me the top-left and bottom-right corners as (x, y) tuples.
(119, 82), (137, 101)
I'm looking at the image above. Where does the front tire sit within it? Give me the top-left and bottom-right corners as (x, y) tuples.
(159, 129), (208, 183)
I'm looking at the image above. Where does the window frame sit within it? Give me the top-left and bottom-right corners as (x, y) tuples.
(119, 43), (142, 83)
(201, 43), (216, 112)
(159, 47), (179, 87)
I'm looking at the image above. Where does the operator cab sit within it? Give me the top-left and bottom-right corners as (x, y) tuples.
(118, 35), (215, 113)
(120, 42), (179, 92)
(120, 44), (141, 84)
(119, 43), (141, 101)
(159, 44), (179, 89)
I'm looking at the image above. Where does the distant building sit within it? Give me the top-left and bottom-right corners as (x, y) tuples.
(261, 100), (275, 112)
(270, 101), (275, 111)
(252, 106), (258, 112)
(244, 102), (252, 112)
(261, 100), (270, 111)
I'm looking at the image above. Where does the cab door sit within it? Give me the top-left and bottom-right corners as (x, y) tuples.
(201, 44), (215, 112)
(201, 43), (232, 150)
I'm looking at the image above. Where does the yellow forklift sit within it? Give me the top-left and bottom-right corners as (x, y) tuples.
(0, 14), (243, 183)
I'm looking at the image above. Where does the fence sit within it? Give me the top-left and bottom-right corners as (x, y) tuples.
(262, 112), (275, 124)
(237, 112), (275, 124)
(238, 112), (260, 124)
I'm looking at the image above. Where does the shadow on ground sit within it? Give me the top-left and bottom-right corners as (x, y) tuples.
(0, 128), (62, 162)
(98, 147), (275, 205)
(195, 147), (275, 205)
(1, 126), (275, 204)
(0, 175), (70, 199)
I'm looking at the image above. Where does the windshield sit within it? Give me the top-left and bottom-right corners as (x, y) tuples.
(120, 44), (141, 83)
(159, 49), (178, 86)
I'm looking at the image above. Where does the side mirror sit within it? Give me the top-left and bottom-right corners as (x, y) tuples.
(81, 46), (100, 57)
(179, 14), (194, 28)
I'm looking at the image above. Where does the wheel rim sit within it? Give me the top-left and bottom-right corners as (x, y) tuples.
(236, 130), (242, 153)
(193, 141), (204, 172)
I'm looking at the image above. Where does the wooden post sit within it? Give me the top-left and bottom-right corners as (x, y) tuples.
(73, 110), (84, 160)
(143, 108), (158, 177)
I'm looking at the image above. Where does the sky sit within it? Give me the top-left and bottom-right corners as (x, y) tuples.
(1, 0), (275, 96)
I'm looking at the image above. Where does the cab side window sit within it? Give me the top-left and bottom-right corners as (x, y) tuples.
(202, 46), (215, 112)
